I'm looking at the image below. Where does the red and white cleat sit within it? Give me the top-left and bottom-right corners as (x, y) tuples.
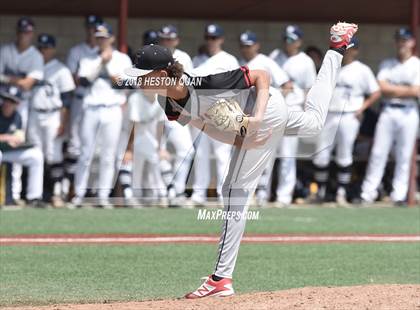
(185, 275), (235, 299)
(330, 22), (358, 49)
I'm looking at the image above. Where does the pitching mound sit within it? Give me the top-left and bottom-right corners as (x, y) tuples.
(5, 284), (420, 310)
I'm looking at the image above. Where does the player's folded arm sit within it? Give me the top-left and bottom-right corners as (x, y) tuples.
(378, 80), (420, 98)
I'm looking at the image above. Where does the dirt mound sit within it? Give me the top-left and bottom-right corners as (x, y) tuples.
(5, 284), (419, 310)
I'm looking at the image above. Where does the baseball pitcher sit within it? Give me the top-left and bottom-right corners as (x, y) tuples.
(125, 22), (358, 298)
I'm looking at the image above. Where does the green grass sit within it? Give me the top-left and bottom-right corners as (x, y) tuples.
(0, 207), (419, 235)
(0, 207), (419, 306)
(1, 243), (419, 307)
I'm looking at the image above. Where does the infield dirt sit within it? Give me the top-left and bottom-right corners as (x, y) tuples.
(4, 284), (419, 310)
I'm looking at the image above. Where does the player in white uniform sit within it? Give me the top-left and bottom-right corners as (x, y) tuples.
(238, 31), (289, 88)
(191, 24), (240, 205)
(360, 28), (419, 205)
(124, 23), (358, 298)
(126, 92), (168, 202)
(269, 25), (317, 205)
(192, 24), (239, 75)
(312, 38), (380, 204)
(157, 25), (194, 206)
(117, 30), (161, 205)
(0, 17), (44, 124)
(0, 17), (44, 202)
(0, 86), (44, 207)
(27, 34), (76, 207)
(65, 15), (102, 194)
(238, 31), (290, 205)
(158, 25), (193, 73)
(72, 23), (132, 207)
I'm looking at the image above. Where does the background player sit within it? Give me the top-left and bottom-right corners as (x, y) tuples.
(157, 25), (194, 206)
(360, 28), (419, 205)
(72, 23), (132, 207)
(312, 37), (380, 204)
(65, 14), (102, 199)
(158, 25), (193, 73)
(238, 30), (290, 206)
(27, 34), (76, 207)
(191, 23), (240, 206)
(0, 17), (44, 202)
(124, 90), (168, 204)
(269, 25), (317, 206)
(125, 22), (357, 298)
(0, 17), (43, 123)
(117, 30), (161, 205)
(0, 86), (44, 207)
(238, 31), (289, 88)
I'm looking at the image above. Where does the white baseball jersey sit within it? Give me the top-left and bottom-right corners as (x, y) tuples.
(192, 54), (208, 68)
(0, 43), (43, 81)
(329, 60), (379, 112)
(377, 55), (420, 106)
(173, 48), (193, 74)
(31, 59), (76, 110)
(192, 50), (239, 75)
(66, 42), (99, 96)
(239, 53), (289, 88)
(269, 50), (316, 91)
(128, 92), (164, 123)
(66, 42), (99, 75)
(78, 50), (132, 106)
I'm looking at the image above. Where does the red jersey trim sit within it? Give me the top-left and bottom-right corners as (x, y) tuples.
(240, 65), (251, 87)
(167, 115), (179, 121)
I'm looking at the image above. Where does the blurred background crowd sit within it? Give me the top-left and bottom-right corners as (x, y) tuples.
(0, 13), (419, 208)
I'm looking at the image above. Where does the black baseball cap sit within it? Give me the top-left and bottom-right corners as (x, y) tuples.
(37, 33), (56, 48)
(125, 44), (175, 77)
(0, 86), (22, 104)
(17, 17), (34, 33)
(395, 27), (414, 40)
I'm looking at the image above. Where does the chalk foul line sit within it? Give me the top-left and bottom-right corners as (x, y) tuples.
(0, 234), (419, 245)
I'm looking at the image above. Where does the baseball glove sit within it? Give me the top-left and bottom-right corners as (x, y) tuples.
(205, 98), (249, 137)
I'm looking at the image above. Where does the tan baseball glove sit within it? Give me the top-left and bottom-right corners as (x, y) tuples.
(205, 98), (249, 137)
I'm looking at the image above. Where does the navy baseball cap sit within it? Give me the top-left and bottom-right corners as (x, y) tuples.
(349, 37), (359, 49)
(158, 25), (178, 39)
(240, 31), (258, 46)
(125, 44), (175, 77)
(143, 30), (159, 45)
(17, 17), (34, 33)
(85, 15), (103, 27)
(37, 33), (56, 48)
(284, 25), (303, 42)
(205, 24), (224, 37)
(0, 86), (22, 104)
(95, 23), (113, 38)
(395, 27), (414, 40)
